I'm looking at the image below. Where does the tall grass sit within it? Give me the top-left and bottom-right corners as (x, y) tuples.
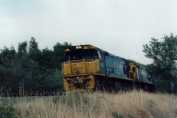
(2, 91), (177, 118)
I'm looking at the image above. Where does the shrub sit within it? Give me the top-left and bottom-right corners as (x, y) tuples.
(0, 104), (17, 118)
(112, 112), (124, 118)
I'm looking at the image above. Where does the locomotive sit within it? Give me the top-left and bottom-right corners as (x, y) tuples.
(63, 45), (154, 92)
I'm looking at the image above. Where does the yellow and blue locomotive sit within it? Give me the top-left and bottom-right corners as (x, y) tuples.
(63, 45), (154, 92)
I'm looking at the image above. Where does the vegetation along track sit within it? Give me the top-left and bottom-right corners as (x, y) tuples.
(1, 90), (177, 118)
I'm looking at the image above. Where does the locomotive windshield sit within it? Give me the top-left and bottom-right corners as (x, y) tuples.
(64, 49), (99, 61)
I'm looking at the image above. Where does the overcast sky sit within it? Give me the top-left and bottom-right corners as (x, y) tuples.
(0, 0), (177, 64)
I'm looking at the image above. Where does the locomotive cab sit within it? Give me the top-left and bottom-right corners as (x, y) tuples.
(63, 45), (100, 91)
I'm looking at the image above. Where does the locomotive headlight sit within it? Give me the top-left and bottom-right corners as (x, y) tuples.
(76, 45), (82, 49)
(64, 49), (70, 52)
(88, 75), (94, 79)
(76, 76), (80, 79)
(83, 46), (89, 49)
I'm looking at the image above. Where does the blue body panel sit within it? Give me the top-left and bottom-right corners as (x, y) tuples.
(104, 55), (127, 79)
(98, 50), (128, 80)
(97, 49), (151, 83)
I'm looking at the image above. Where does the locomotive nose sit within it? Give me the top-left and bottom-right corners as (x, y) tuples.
(71, 62), (86, 74)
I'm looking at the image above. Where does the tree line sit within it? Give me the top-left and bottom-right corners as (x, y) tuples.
(143, 34), (177, 93)
(0, 34), (177, 96)
(0, 37), (71, 96)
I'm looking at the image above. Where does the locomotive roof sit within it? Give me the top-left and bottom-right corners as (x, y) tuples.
(91, 45), (146, 67)
(66, 44), (146, 67)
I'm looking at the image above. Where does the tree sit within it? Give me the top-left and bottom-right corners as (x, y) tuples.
(0, 37), (71, 96)
(29, 37), (41, 62)
(53, 42), (71, 69)
(143, 34), (177, 92)
(18, 41), (27, 57)
(40, 48), (54, 68)
(0, 47), (19, 95)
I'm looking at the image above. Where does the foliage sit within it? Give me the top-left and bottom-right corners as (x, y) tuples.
(143, 34), (177, 92)
(0, 37), (71, 96)
(14, 91), (177, 118)
(112, 112), (123, 118)
(0, 104), (17, 118)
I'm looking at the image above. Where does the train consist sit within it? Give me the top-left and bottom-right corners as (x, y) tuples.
(63, 45), (154, 92)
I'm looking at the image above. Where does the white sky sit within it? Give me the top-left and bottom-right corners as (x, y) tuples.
(0, 0), (177, 64)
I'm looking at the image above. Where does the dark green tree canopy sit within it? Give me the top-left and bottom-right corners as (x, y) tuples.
(143, 34), (177, 80)
(18, 41), (27, 57)
(0, 37), (71, 96)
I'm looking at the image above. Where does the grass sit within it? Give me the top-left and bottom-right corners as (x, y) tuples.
(1, 90), (177, 118)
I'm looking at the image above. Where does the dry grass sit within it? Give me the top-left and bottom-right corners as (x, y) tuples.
(4, 91), (177, 118)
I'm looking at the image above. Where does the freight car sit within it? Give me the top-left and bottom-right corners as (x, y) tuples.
(63, 45), (154, 92)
